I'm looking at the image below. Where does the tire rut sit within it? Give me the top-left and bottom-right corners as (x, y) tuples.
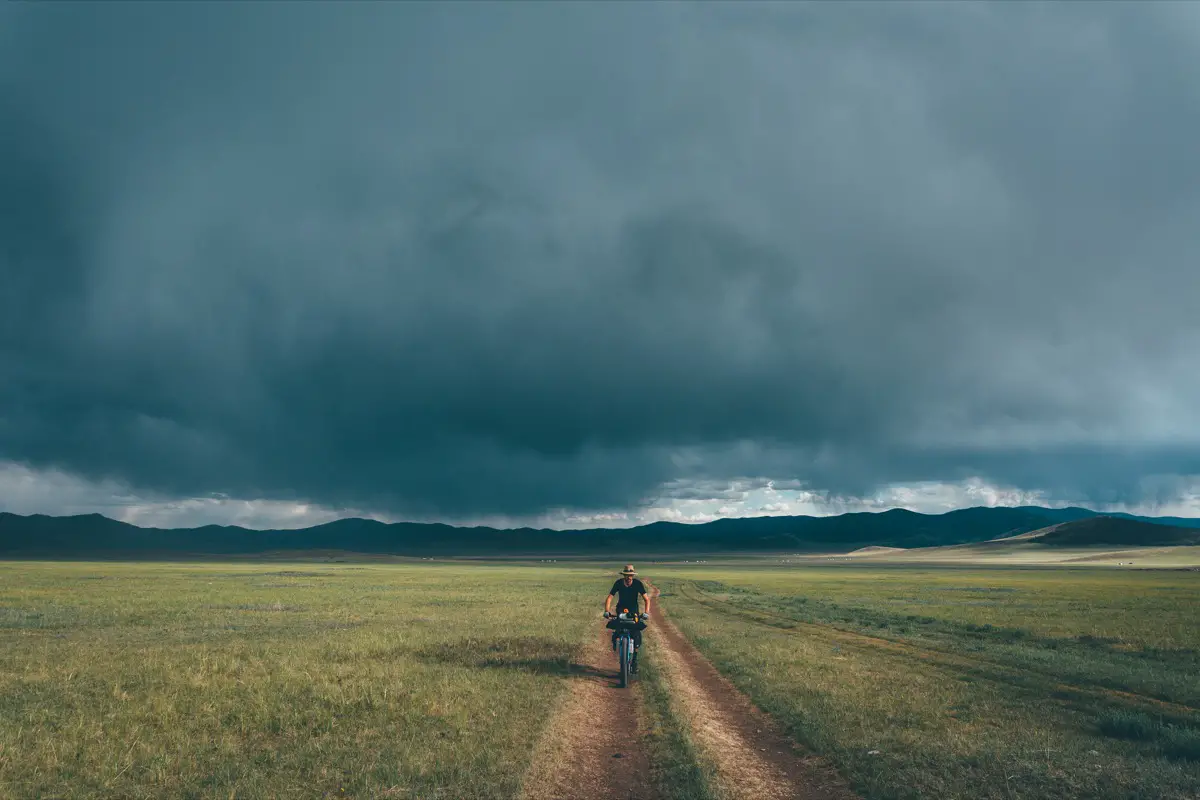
(678, 583), (1200, 719)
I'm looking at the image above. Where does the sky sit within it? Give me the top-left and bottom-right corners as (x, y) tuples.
(3, 2), (1200, 530)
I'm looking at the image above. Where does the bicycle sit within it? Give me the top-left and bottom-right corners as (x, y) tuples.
(605, 609), (646, 688)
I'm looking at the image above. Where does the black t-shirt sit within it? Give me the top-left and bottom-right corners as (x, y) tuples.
(609, 578), (647, 616)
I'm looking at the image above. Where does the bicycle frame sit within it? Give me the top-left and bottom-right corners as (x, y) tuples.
(612, 610), (641, 688)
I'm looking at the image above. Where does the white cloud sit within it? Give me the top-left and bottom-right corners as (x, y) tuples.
(0, 462), (370, 529)
(118, 497), (367, 530)
(0, 463), (138, 516)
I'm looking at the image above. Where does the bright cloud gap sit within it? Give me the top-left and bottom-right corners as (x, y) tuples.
(2, 463), (1198, 531)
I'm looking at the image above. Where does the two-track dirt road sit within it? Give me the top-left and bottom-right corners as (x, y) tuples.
(518, 624), (654, 800)
(520, 585), (858, 800)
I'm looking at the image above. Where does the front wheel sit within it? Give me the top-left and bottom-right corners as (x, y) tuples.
(618, 634), (631, 688)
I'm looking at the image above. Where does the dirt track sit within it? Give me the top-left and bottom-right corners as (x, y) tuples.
(655, 611), (859, 800)
(518, 624), (654, 800)
(520, 585), (858, 800)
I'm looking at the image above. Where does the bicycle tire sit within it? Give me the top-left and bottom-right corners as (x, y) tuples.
(618, 634), (630, 688)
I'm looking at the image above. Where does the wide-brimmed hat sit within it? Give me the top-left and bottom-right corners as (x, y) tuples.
(620, 564), (637, 575)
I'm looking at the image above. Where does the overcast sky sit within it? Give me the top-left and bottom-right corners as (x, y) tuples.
(3, 2), (1200, 529)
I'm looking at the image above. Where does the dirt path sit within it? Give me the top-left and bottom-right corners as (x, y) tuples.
(518, 623), (655, 800)
(655, 609), (859, 800)
(521, 585), (857, 800)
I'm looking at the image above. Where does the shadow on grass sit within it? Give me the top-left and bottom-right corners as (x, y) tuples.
(415, 636), (614, 680)
(1097, 709), (1200, 762)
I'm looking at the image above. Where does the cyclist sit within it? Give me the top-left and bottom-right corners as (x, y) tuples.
(604, 564), (650, 673)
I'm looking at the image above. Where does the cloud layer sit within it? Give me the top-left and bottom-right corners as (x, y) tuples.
(3, 2), (1200, 520)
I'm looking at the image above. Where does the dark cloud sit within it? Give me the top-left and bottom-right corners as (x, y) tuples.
(3, 2), (1200, 517)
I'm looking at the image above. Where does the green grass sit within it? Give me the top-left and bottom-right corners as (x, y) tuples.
(0, 560), (609, 799)
(8, 558), (1196, 799)
(655, 563), (1200, 800)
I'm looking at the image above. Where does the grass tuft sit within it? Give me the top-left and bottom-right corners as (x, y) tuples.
(1161, 726), (1200, 762)
(1097, 709), (1161, 741)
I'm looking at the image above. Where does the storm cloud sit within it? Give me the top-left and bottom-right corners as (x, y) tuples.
(3, 2), (1200, 521)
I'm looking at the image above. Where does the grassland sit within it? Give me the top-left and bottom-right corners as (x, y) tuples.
(0, 560), (628, 799)
(5, 557), (1198, 799)
(655, 562), (1200, 799)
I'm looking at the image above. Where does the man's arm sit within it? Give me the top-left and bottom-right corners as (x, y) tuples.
(641, 587), (651, 617)
(604, 588), (614, 615)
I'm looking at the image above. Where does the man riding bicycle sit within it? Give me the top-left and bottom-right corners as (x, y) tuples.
(604, 564), (650, 673)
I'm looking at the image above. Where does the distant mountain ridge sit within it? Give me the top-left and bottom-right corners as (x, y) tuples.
(1, 505), (1198, 557)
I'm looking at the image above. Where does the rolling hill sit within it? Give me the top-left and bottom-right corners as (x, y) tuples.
(0, 505), (1197, 558)
(1016, 516), (1200, 547)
